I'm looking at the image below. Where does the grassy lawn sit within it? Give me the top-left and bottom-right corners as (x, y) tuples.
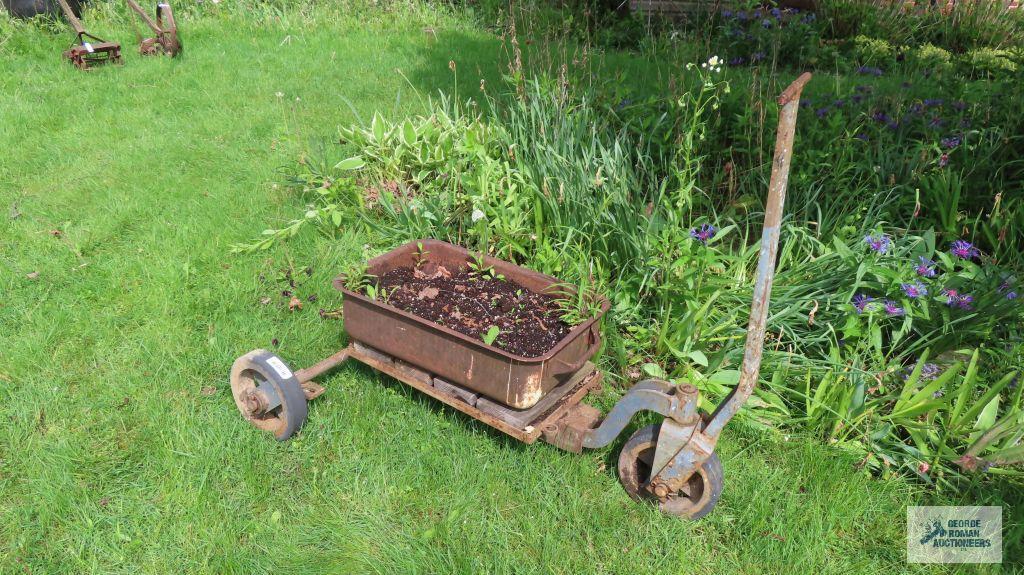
(0, 11), (968, 574)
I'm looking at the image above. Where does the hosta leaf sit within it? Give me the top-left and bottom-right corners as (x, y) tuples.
(335, 156), (365, 171)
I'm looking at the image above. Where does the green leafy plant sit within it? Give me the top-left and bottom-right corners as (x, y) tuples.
(481, 325), (501, 346)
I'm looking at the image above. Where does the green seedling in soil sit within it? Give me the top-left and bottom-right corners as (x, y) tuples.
(467, 251), (504, 281)
(482, 325), (501, 346)
(412, 241), (429, 269)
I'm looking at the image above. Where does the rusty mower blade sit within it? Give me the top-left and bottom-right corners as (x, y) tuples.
(57, 0), (121, 70)
(126, 0), (182, 57)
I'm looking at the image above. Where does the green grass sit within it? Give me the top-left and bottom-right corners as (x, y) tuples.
(0, 10), (977, 574)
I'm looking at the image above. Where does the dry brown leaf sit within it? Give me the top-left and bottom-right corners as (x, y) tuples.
(417, 287), (440, 300)
(26, 271), (39, 280)
(288, 296), (303, 312)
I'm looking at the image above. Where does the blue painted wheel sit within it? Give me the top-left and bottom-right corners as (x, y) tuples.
(617, 423), (724, 520)
(229, 349), (308, 441)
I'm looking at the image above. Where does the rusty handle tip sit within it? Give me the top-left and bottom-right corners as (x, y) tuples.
(777, 72), (813, 106)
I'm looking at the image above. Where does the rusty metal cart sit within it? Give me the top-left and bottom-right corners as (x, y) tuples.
(229, 73), (812, 519)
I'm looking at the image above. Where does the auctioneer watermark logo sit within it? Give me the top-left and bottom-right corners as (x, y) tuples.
(907, 506), (1002, 564)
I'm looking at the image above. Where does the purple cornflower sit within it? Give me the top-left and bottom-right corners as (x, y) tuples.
(728, 56), (745, 66)
(940, 135), (962, 149)
(864, 233), (892, 254)
(856, 66), (883, 76)
(903, 362), (941, 382)
(939, 153), (950, 168)
(1000, 281), (1019, 300)
(853, 293), (875, 314)
(923, 98), (944, 107)
(855, 133), (870, 142)
(761, 18), (773, 28)
(872, 111), (891, 124)
(949, 240), (980, 260)
(721, 8), (733, 17)
(914, 256), (937, 277)
(886, 120), (900, 131)
(884, 300), (905, 316)
(751, 51), (766, 62)
(737, 10), (748, 20)
(902, 281), (928, 298)
(909, 103), (923, 114)
(833, 99), (846, 108)
(815, 107), (830, 118)
(944, 289), (973, 310)
(770, 7), (782, 17)
(928, 117), (945, 129)
(851, 93), (864, 104)
(690, 223), (717, 244)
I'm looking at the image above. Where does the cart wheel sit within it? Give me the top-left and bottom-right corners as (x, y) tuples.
(617, 423), (724, 520)
(230, 349), (308, 441)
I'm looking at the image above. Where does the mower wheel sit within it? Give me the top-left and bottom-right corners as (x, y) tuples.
(617, 423), (724, 520)
(229, 349), (308, 441)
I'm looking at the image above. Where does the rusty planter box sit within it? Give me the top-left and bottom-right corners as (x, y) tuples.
(333, 240), (608, 409)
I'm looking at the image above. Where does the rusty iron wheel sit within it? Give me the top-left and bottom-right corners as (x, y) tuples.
(230, 349), (308, 441)
(617, 423), (723, 520)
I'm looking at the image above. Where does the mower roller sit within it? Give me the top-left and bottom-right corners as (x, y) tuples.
(228, 72), (813, 519)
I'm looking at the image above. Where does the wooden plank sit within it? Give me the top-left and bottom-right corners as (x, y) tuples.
(348, 343), (602, 445)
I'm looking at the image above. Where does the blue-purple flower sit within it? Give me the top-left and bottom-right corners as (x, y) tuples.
(949, 240), (980, 260)
(939, 153), (950, 168)
(944, 289), (973, 310)
(690, 223), (717, 244)
(872, 111), (891, 124)
(815, 107), (830, 118)
(914, 256), (937, 277)
(999, 281), (1018, 300)
(902, 281), (928, 298)
(928, 117), (945, 129)
(864, 233), (892, 254)
(940, 135), (962, 149)
(884, 300), (905, 316)
(853, 293), (875, 314)
(855, 133), (870, 142)
(923, 98), (944, 107)
(761, 18), (773, 28)
(856, 66), (883, 77)
(904, 362), (941, 382)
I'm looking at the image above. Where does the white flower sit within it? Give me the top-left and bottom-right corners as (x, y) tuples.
(707, 55), (720, 67)
(471, 209), (486, 222)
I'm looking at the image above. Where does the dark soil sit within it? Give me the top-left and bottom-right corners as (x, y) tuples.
(369, 265), (572, 357)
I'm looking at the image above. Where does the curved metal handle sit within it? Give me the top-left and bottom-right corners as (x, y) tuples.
(704, 72), (811, 438)
(550, 325), (600, 376)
